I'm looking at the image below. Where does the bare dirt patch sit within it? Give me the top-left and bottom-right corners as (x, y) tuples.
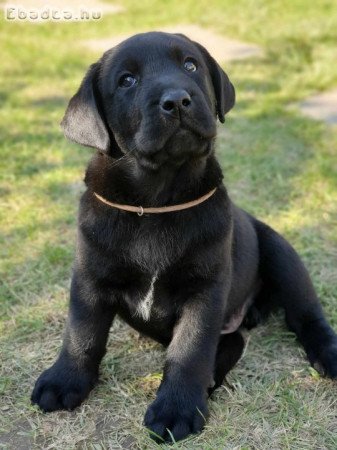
(298, 88), (337, 124)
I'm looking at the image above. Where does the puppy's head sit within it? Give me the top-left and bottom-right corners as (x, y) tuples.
(61, 32), (235, 171)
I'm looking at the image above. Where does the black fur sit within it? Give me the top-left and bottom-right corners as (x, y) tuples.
(31, 32), (337, 443)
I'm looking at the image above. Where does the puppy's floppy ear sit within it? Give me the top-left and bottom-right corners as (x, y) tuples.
(61, 62), (110, 151)
(193, 41), (236, 123)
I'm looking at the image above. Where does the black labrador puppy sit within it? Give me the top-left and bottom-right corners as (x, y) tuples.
(31, 32), (337, 443)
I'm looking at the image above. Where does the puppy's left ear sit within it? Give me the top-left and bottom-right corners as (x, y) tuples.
(61, 62), (110, 151)
(193, 42), (236, 123)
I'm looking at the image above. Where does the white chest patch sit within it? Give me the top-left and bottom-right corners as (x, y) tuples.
(136, 272), (158, 321)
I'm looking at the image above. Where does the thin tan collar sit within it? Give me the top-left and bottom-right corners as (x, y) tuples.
(93, 187), (217, 216)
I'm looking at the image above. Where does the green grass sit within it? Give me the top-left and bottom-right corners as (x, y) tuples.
(1, 1), (337, 448)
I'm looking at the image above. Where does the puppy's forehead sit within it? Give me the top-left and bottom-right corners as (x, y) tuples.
(109, 32), (199, 66)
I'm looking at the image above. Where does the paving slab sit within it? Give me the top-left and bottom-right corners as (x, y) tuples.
(84, 24), (262, 62)
(298, 89), (337, 124)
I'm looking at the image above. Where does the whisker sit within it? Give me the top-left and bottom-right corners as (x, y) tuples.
(108, 147), (136, 169)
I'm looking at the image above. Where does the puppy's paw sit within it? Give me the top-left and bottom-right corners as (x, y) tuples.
(31, 360), (97, 412)
(144, 386), (208, 443)
(311, 340), (337, 379)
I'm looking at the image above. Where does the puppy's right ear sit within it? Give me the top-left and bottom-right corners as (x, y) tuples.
(61, 62), (110, 152)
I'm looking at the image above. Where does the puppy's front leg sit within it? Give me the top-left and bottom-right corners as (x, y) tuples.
(31, 271), (116, 412)
(144, 284), (226, 443)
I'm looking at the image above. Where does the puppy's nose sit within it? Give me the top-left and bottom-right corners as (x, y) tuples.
(160, 90), (191, 117)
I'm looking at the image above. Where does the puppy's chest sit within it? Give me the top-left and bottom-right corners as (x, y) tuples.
(116, 230), (189, 320)
(132, 270), (159, 321)
(121, 269), (177, 324)
(121, 221), (186, 273)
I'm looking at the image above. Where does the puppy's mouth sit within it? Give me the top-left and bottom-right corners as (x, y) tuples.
(181, 120), (217, 141)
(136, 126), (214, 171)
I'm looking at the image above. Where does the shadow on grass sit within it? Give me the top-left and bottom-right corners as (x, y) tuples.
(29, 96), (68, 108)
(219, 107), (327, 215)
(2, 129), (87, 180)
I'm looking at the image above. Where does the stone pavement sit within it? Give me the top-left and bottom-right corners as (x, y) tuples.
(84, 24), (262, 63)
(298, 89), (337, 125)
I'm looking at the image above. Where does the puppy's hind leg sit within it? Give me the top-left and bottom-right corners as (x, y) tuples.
(243, 283), (277, 330)
(208, 331), (245, 396)
(255, 219), (337, 378)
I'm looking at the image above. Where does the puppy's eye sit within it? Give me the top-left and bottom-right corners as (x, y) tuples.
(184, 59), (197, 72)
(119, 74), (138, 88)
